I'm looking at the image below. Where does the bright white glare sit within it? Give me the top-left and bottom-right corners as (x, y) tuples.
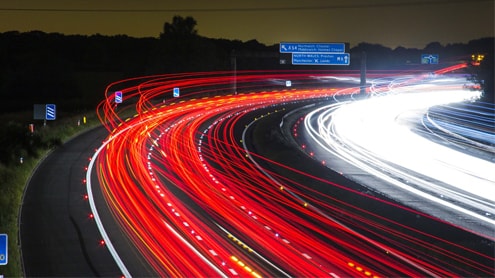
(304, 76), (494, 226)
(333, 88), (490, 196)
(310, 76), (361, 83)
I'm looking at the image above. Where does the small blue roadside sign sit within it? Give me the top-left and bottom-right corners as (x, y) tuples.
(280, 42), (345, 53)
(115, 91), (123, 104)
(173, 87), (180, 98)
(0, 234), (7, 265)
(292, 53), (350, 65)
(421, 54), (439, 64)
(45, 104), (56, 120)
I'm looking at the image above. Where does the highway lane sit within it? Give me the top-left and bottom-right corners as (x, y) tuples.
(94, 72), (404, 277)
(300, 73), (495, 238)
(246, 101), (494, 276)
(19, 126), (122, 276)
(422, 101), (495, 157)
(94, 86), (362, 277)
(20, 125), (158, 277)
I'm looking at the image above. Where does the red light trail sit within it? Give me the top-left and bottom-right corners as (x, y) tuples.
(87, 69), (494, 277)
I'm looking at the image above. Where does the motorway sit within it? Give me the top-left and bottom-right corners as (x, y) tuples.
(20, 68), (494, 277)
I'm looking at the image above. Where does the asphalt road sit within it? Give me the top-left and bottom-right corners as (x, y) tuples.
(19, 126), (122, 277)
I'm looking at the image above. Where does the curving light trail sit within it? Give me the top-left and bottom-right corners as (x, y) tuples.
(303, 72), (495, 230)
(86, 69), (494, 277)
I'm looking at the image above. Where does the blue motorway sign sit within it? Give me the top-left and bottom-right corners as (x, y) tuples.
(45, 104), (56, 120)
(292, 53), (350, 65)
(115, 91), (123, 104)
(173, 87), (180, 97)
(0, 234), (7, 265)
(421, 54), (439, 64)
(280, 42), (345, 53)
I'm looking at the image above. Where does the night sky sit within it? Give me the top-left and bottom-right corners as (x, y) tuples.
(0, 0), (493, 48)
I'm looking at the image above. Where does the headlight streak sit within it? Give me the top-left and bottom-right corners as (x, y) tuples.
(87, 69), (494, 277)
(423, 102), (495, 153)
(305, 101), (495, 226)
(303, 72), (495, 229)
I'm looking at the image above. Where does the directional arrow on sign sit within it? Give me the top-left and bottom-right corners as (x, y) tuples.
(292, 53), (350, 65)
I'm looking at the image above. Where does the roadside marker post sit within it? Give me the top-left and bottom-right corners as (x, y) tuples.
(115, 91), (123, 104)
(45, 104), (56, 120)
(173, 87), (180, 97)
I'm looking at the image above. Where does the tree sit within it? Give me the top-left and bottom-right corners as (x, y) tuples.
(424, 41), (443, 52)
(160, 16), (198, 39)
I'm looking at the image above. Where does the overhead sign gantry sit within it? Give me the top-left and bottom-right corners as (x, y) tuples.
(279, 42), (350, 66)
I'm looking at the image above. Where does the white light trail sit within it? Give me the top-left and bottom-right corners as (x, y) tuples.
(304, 75), (495, 229)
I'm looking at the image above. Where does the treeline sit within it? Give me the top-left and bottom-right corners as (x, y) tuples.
(0, 17), (493, 114)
